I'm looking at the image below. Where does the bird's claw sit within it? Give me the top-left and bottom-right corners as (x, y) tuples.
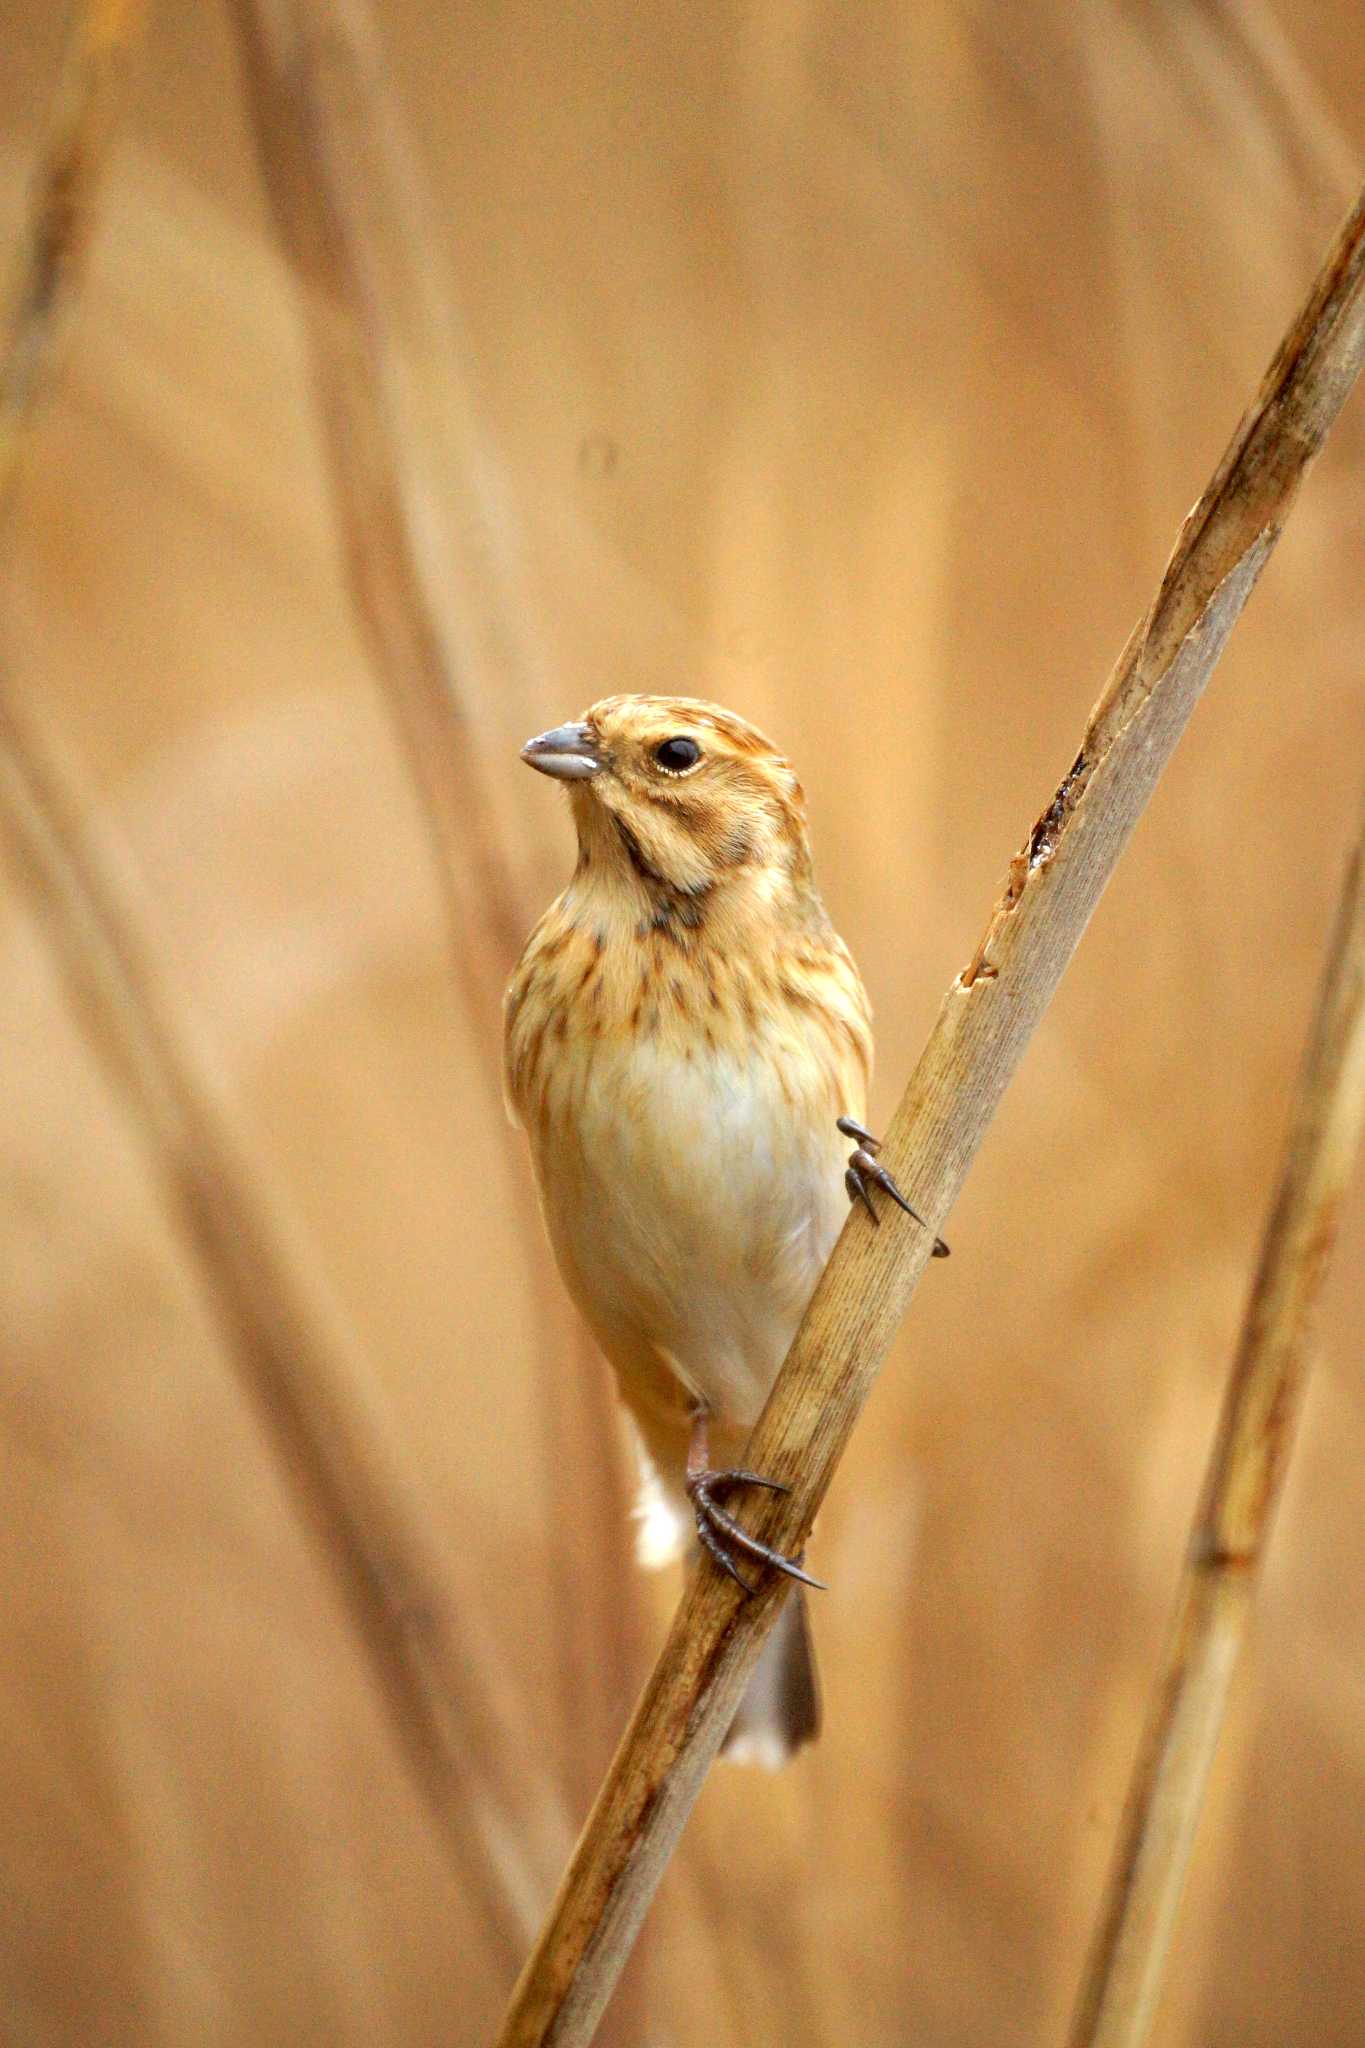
(686, 1467), (826, 1595)
(838, 1116), (950, 1256)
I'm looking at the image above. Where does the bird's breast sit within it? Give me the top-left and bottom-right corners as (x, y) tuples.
(508, 923), (867, 1424)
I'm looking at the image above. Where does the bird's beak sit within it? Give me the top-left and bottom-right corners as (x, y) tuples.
(520, 722), (603, 781)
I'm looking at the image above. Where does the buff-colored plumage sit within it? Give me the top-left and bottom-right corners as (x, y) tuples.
(505, 695), (874, 1763)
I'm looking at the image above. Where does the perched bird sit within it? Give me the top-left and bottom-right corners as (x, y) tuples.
(504, 695), (944, 1765)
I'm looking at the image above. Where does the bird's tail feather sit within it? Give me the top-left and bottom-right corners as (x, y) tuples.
(720, 1589), (821, 1768)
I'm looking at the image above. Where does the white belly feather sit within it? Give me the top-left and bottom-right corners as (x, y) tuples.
(533, 1032), (850, 1430)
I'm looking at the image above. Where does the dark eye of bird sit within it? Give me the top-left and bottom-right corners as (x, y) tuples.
(653, 735), (701, 774)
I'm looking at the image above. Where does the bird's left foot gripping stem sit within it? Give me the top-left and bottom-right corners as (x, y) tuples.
(686, 1409), (825, 1597)
(839, 1116), (950, 1257)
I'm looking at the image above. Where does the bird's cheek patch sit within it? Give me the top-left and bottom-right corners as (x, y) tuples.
(611, 808), (715, 898)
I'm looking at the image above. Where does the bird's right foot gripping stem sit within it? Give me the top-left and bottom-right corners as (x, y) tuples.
(685, 1409), (825, 1596)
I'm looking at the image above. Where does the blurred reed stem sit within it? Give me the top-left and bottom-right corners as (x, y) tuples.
(226, 0), (527, 992)
(494, 181), (1365, 2048)
(226, 0), (641, 1809)
(0, 0), (575, 1970)
(0, 0), (143, 518)
(1068, 812), (1365, 2048)
(0, 689), (568, 1962)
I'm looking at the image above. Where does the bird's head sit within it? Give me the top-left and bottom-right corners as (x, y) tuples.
(521, 694), (813, 907)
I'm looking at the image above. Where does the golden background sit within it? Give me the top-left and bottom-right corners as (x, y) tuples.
(1, 3), (1362, 2043)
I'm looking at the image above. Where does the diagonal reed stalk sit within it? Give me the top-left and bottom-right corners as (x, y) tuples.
(225, 0), (641, 1802)
(493, 184), (1365, 2048)
(0, 0), (143, 518)
(1067, 810), (1365, 2048)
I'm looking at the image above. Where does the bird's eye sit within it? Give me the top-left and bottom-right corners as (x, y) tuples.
(653, 735), (701, 774)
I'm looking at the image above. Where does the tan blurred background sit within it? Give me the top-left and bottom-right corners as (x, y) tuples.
(2, 2), (1363, 2043)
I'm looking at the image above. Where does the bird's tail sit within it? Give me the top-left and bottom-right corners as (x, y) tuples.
(720, 1589), (821, 1768)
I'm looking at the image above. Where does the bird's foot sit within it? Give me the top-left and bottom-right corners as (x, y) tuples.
(686, 1467), (826, 1596)
(838, 1116), (950, 1256)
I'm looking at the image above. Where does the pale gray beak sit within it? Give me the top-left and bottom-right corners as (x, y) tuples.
(520, 722), (603, 781)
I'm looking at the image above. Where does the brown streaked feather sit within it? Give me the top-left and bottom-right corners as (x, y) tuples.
(505, 693), (877, 1767)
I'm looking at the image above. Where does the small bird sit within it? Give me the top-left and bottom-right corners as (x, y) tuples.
(505, 695), (945, 1765)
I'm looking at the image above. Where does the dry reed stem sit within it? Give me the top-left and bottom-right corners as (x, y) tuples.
(0, 0), (570, 1964)
(226, 0), (525, 1001)
(226, 0), (641, 1803)
(1067, 814), (1365, 2048)
(0, 690), (568, 1963)
(493, 185), (1365, 2048)
(0, 0), (143, 517)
